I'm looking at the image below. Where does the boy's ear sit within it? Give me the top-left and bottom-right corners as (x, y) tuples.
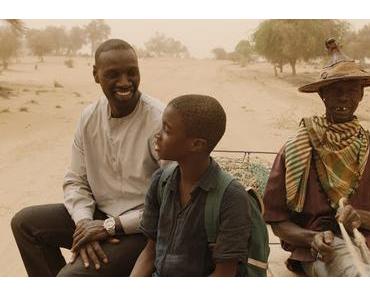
(191, 138), (208, 153)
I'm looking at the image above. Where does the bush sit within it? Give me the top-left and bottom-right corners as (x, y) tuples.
(64, 59), (74, 68)
(214, 156), (270, 197)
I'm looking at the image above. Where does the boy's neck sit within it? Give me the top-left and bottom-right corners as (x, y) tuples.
(178, 155), (211, 185)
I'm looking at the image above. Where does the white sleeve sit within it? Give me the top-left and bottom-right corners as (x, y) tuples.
(63, 114), (95, 223)
(118, 208), (144, 234)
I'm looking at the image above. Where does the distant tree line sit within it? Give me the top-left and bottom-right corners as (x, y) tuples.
(0, 25), (22, 69)
(135, 32), (189, 58)
(0, 20), (111, 68)
(342, 24), (370, 64)
(253, 20), (349, 75)
(212, 39), (254, 66)
(212, 19), (370, 76)
(26, 20), (111, 62)
(0, 20), (190, 70)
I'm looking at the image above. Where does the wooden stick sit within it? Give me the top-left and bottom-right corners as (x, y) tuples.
(353, 229), (370, 265)
(338, 198), (369, 276)
(338, 222), (368, 276)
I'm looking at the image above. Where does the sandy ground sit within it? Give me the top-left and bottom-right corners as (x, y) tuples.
(1, 56), (370, 276)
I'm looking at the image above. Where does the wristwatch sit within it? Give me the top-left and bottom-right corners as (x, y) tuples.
(103, 217), (116, 236)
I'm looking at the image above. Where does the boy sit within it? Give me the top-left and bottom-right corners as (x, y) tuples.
(130, 94), (253, 276)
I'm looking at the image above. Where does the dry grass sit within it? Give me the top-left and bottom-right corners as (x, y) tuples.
(54, 81), (64, 88)
(0, 86), (14, 99)
(0, 108), (10, 113)
(214, 156), (271, 197)
(35, 89), (50, 95)
(280, 71), (318, 88)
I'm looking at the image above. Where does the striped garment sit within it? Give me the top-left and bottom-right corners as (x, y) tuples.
(285, 116), (369, 212)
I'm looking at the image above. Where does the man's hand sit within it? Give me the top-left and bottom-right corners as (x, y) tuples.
(311, 231), (335, 263)
(70, 218), (120, 269)
(69, 241), (108, 270)
(69, 238), (120, 270)
(336, 204), (361, 233)
(71, 219), (113, 253)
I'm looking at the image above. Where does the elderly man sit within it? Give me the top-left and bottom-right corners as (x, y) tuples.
(263, 38), (370, 277)
(11, 39), (164, 276)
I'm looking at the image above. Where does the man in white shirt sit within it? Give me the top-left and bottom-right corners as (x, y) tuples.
(11, 39), (164, 276)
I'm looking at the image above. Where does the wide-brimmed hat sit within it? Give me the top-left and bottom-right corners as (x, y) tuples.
(299, 38), (370, 93)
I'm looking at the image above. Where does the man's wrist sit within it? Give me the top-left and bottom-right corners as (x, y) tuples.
(114, 216), (125, 235)
(76, 218), (92, 226)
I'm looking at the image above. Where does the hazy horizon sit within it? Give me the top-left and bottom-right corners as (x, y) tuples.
(19, 19), (370, 59)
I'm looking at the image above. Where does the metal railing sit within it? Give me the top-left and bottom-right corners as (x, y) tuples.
(213, 149), (278, 163)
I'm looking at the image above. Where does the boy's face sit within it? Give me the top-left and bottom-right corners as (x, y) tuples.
(93, 48), (140, 107)
(154, 105), (194, 161)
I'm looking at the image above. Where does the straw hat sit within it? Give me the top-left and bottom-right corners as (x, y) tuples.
(299, 38), (370, 93)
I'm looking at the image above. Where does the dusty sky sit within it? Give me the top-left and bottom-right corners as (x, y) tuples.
(23, 19), (370, 58)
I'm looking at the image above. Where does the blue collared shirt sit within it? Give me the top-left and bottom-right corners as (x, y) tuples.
(140, 158), (251, 276)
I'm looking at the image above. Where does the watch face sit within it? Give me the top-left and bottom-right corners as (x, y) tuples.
(104, 218), (115, 230)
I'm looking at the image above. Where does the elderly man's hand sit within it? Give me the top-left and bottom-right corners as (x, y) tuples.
(336, 204), (361, 233)
(311, 231), (335, 263)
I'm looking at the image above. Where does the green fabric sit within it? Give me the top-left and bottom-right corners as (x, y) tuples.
(157, 164), (269, 277)
(306, 116), (369, 209)
(285, 116), (369, 212)
(204, 170), (234, 243)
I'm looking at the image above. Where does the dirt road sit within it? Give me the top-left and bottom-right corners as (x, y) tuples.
(1, 56), (369, 276)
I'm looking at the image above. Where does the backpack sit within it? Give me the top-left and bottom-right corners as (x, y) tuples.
(157, 163), (270, 277)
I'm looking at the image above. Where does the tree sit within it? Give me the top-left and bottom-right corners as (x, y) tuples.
(44, 26), (68, 55)
(211, 47), (228, 60)
(342, 24), (370, 63)
(144, 33), (189, 58)
(0, 27), (21, 69)
(234, 40), (254, 65)
(66, 26), (86, 56)
(84, 20), (111, 56)
(2, 19), (25, 34)
(253, 20), (350, 75)
(164, 38), (189, 58)
(26, 29), (53, 62)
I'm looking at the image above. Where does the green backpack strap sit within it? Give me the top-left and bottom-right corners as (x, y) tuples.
(204, 173), (270, 277)
(157, 163), (178, 206)
(245, 186), (264, 214)
(204, 170), (235, 244)
(244, 188), (270, 276)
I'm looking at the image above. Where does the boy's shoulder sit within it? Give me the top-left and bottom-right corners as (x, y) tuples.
(215, 166), (251, 212)
(222, 179), (250, 207)
(214, 164), (249, 197)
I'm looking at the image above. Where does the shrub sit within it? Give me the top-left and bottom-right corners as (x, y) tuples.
(64, 59), (74, 68)
(214, 156), (271, 197)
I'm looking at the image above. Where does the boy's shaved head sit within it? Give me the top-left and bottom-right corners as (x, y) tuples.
(95, 39), (136, 64)
(168, 94), (226, 152)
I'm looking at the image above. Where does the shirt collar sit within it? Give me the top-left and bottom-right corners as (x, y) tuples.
(106, 94), (143, 120)
(167, 157), (220, 193)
